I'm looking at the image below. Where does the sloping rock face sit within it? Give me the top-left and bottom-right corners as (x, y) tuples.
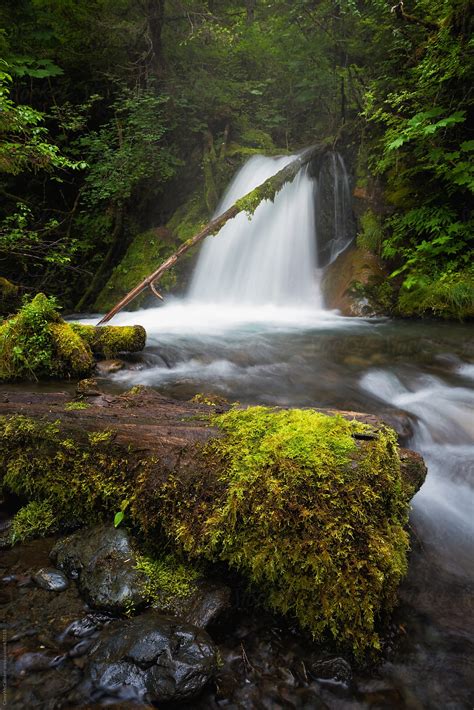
(87, 613), (218, 703)
(322, 246), (388, 316)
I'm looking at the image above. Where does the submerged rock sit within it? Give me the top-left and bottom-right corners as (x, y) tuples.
(32, 568), (69, 592)
(87, 612), (218, 703)
(51, 525), (148, 613)
(153, 578), (231, 630)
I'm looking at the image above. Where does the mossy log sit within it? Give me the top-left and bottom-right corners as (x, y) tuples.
(0, 387), (426, 655)
(97, 144), (328, 325)
(69, 323), (146, 358)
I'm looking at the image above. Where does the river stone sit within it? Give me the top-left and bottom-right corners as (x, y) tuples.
(33, 568), (69, 592)
(153, 579), (231, 630)
(88, 612), (218, 703)
(50, 525), (148, 613)
(310, 657), (352, 686)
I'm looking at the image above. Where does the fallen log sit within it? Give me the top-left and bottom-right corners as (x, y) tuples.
(0, 386), (426, 655)
(97, 144), (325, 325)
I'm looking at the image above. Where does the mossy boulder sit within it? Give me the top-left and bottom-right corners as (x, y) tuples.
(322, 246), (391, 316)
(0, 394), (426, 657)
(0, 294), (94, 381)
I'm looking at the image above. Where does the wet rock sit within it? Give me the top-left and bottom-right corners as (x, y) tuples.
(95, 359), (126, 375)
(51, 525), (148, 613)
(76, 377), (102, 396)
(32, 568), (69, 592)
(154, 579), (231, 630)
(310, 656), (352, 687)
(88, 612), (218, 703)
(322, 246), (388, 316)
(14, 651), (66, 675)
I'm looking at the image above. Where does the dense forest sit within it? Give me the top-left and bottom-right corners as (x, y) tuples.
(1, 0), (473, 318)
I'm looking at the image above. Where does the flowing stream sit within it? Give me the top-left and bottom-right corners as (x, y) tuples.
(81, 154), (473, 707)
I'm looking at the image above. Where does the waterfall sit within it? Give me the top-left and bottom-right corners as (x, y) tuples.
(187, 154), (322, 307)
(187, 151), (354, 308)
(315, 151), (354, 267)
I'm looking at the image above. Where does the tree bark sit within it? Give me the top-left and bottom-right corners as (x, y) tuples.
(0, 387), (426, 497)
(96, 144), (326, 325)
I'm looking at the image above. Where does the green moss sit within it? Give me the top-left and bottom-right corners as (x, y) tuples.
(11, 500), (57, 544)
(94, 229), (179, 312)
(65, 400), (91, 411)
(397, 269), (474, 320)
(135, 553), (200, 608)
(166, 195), (208, 243)
(0, 294), (94, 382)
(152, 406), (410, 656)
(69, 323), (146, 358)
(0, 415), (137, 531)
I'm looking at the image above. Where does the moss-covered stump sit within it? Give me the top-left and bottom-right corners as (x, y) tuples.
(70, 323), (146, 358)
(0, 388), (426, 656)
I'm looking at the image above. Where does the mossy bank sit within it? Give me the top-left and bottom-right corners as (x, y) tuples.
(0, 389), (426, 657)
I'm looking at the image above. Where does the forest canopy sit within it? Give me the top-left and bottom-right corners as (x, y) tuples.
(0, 0), (472, 317)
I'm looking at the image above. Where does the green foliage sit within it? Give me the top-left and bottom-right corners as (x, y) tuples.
(0, 294), (94, 381)
(152, 406), (410, 656)
(79, 88), (177, 208)
(357, 210), (383, 255)
(11, 500), (56, 544)
(65, 400), (91, 411)
(114, 499), (130, 528)
(397, 269), (474, 320)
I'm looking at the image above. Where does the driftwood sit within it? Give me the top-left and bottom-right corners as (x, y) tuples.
(0, 386), (426, 496)
(96, 145), (325, 325)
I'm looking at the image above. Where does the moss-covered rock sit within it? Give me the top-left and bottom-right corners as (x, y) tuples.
(0, 294), (94, 381)
(70, 323), (146, 358)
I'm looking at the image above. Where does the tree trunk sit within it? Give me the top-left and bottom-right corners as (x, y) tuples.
(0, 387), (426, 497)
(96, 144), (326, 325)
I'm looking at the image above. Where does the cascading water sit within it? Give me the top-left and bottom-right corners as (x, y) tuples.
(187, 154), (321, 307)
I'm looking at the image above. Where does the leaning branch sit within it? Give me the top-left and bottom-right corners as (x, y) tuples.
(96, 145), (324, 325)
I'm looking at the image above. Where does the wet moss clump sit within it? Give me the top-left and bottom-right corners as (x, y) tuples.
(11, 500), (57, 544)
(0, 294), (94, 381)
(69, 323), (146, 358)
(135, 553), (200, 609)
(0, 416), (138, 537)
(152, 406), (410, 656)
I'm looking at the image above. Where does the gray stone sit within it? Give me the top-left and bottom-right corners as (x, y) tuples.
(88, 612), (218, 703)
(50, 525), (147, 613)
(32, 568), (69, 592)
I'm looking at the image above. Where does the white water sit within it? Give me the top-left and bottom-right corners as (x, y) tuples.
(327, 151), (353, 262)
(360, 370), (474, 580)
(188, 154), (321, 307)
